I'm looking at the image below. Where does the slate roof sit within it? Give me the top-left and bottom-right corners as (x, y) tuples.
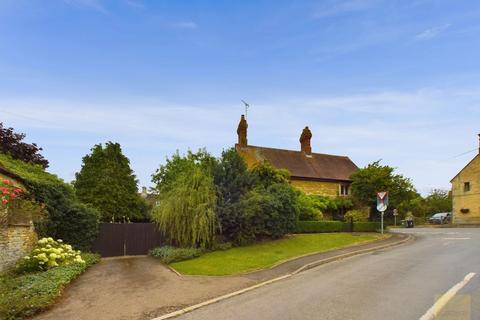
(238, 145), (358, 182)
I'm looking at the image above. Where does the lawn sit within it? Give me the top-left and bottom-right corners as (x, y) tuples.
(0, 253), (99, 320)
(170, 233), (386, 276)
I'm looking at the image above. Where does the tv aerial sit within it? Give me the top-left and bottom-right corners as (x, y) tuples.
(241, 100), (250, 119)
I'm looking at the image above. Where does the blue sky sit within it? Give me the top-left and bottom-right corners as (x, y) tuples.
(1, 0), (480, 194)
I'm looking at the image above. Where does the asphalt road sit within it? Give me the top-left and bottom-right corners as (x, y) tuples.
(176, 228), (480, 320)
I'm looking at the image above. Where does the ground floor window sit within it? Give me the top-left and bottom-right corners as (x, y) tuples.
(340, 184), (349, 196)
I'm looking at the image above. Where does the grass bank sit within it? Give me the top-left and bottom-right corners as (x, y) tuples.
(0, 253), (99, 320)
(171, 233), (385, 276)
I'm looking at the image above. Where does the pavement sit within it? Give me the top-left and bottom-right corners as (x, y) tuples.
(174, 228), (480, 320)
(33, 233), (406, 320)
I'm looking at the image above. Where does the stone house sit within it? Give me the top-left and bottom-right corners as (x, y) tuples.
(0, 166), (38, 272)
(235, 115), (358, 197)
(450, 134), (480, 224)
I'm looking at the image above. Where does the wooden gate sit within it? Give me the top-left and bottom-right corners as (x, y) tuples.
(91, 223), (164, 257)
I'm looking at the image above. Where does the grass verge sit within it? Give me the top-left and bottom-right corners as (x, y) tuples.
(0, 253), (100, 320)
(170, 233), (385, 276)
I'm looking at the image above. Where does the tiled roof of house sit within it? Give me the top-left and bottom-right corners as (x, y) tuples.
(238, 145), (358, 182)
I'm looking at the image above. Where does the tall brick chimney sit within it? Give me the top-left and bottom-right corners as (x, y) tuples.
(300, 126), (312, 155)
(237, 115), (248, 148)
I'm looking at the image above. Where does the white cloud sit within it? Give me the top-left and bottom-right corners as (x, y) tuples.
(1, 87), (479, 193)
(415, 24), (451, 40)
(170, 21), (198, 29)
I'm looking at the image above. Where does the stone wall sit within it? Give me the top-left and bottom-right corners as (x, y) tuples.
(451, 155), (480, 224)
(291, 179), (340, 197)
(0, 223), (37, 272)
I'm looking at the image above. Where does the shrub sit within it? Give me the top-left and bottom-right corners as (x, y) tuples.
(296, 221), (382, 233)
(297, 193), (323, 221)
(149, 246), (203, 263)
(0, 253), (99, 320)
(344, 209), (369, 222)
(295, 221), (345, 233)
(352, 222), (381, 232)
(152, 166), (217, 248)
(16, 238), (85, 273)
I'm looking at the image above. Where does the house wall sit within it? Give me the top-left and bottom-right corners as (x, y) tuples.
(451, 155), (480, 224)
(291, 179), (341, 196)
(0, 223), (37, 272)
(0, 169), (35, 271)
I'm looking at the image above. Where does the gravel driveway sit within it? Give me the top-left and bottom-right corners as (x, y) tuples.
(33, 257), (255, 320)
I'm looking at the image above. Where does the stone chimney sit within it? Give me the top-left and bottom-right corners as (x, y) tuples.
(237, 114), (248, 148)
(300, 126), (312, 155)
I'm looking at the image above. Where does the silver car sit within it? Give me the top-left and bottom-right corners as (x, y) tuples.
(428, 212), (452, 224)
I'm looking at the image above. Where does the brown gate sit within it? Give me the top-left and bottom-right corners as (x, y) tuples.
(92, 223), (164, 257)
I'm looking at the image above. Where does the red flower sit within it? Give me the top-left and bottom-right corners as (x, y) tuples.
(2, 198), (8, 204)
(9, 193), (16, 199)
(2, 179), (10, 185)
(14, 188), (22, 193)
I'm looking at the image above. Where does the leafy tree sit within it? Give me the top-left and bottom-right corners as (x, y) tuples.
(0, 122), (49, 168)
(73, 142), (146, 222)
(399, 189), (452, 220)
(152, 165), (217, 248)
(152, 149), (217, 195)
(213, 149), (252, 241)
(237, 182), (299, 242)
(350, 160), (417, 219)
(228, 162), (299, 244)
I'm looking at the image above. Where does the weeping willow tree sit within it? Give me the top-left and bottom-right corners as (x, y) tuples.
(152, 166), (217, 248)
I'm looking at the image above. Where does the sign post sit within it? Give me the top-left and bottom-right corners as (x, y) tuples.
(376, 192), (389, 234)
(393, 209), (398, 226)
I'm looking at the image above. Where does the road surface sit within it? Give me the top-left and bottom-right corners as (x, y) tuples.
(176, 228), (480, 320)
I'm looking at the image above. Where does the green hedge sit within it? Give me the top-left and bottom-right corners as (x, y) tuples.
(295, 221), (345, 233)
(295, 221), (381, 233)
(352, 222), (381, 232)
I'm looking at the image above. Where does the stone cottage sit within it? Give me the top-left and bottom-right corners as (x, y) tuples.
(451, 134), (480, 224)
(235, 115), (358, 197)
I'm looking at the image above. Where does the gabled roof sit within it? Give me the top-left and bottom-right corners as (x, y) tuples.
(450, 153), (480, 182)
(238, 145), (358, 182)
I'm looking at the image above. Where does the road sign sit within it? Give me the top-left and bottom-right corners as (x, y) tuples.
(376, 192), (389, 212)
(393, 209), (398, 216)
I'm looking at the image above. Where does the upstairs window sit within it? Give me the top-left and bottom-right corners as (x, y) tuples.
(340, 185), (349, 196)
(464, 182), (471, 192)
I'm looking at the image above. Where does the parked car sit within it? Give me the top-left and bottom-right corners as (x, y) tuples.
(428, 212), (452, 224)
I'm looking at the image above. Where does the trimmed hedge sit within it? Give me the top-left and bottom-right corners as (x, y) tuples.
(295, 221), (381, 233)
(352, 222), (381, 232)
(295, 221), (345, 233)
